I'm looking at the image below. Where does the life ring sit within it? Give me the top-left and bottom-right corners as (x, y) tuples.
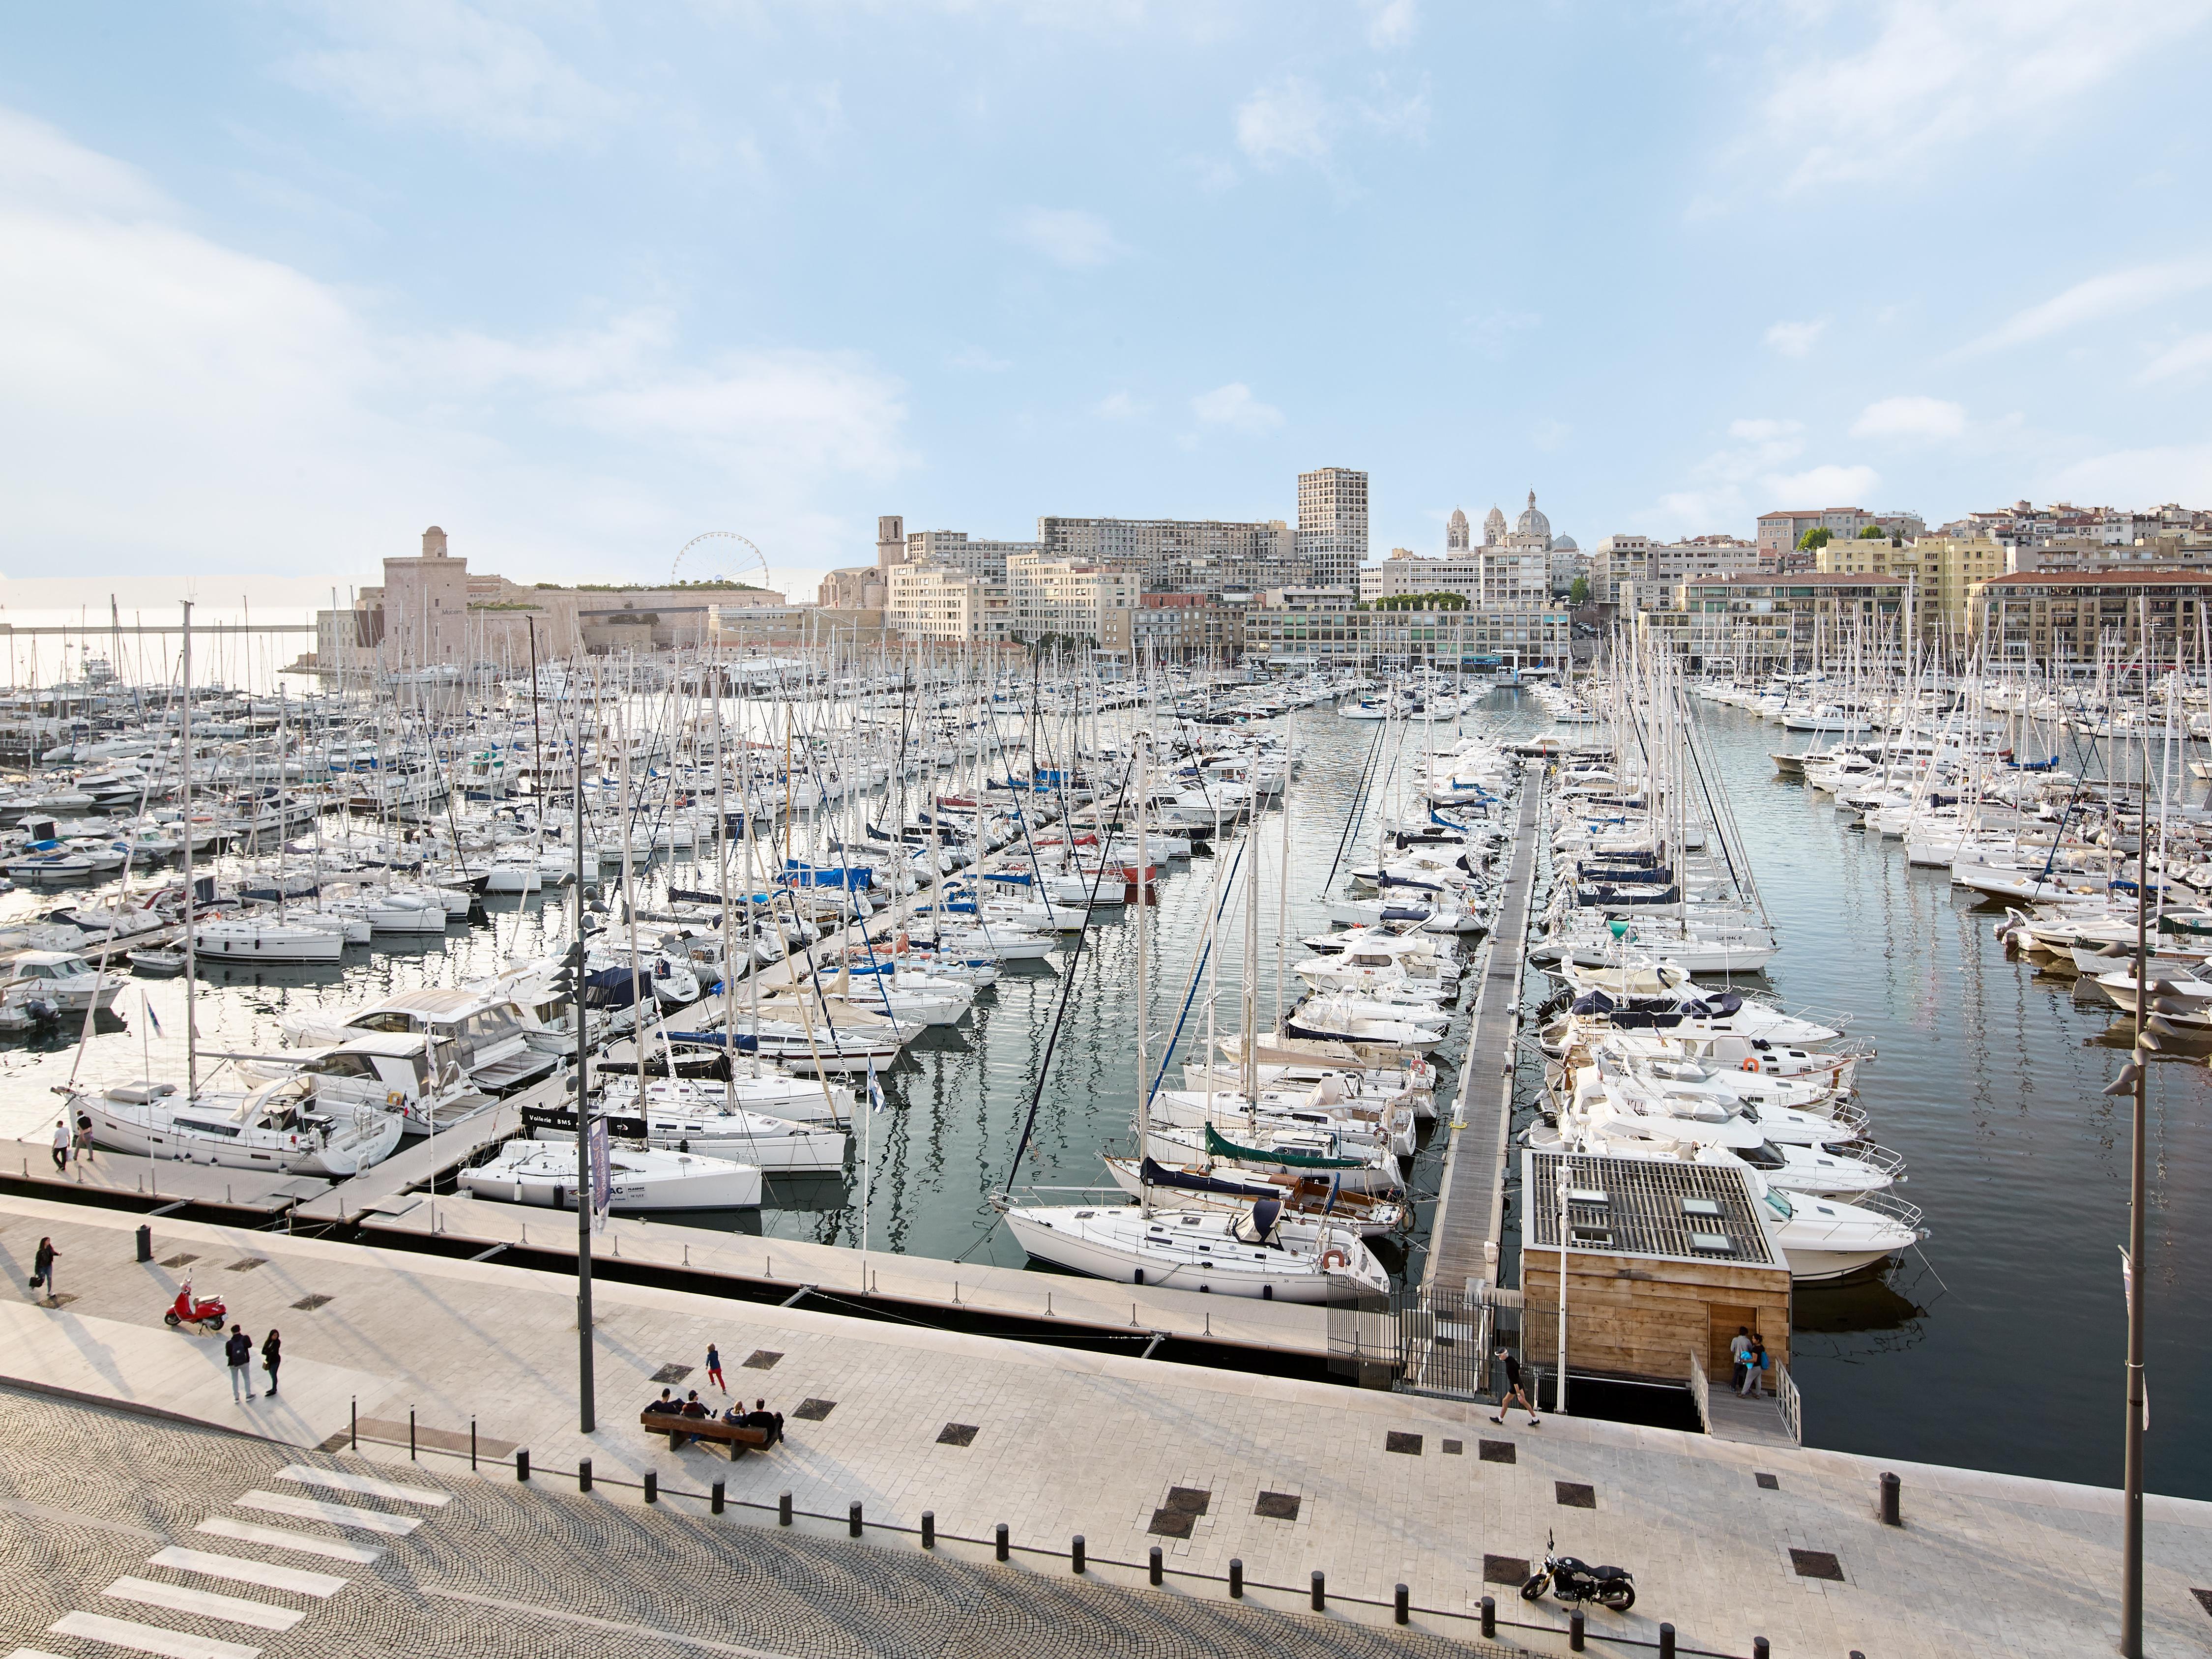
(386, 1090), (406, 1109)
(1741, 1057), (1760, 1074)
(1321, 1248), (1349, 1271)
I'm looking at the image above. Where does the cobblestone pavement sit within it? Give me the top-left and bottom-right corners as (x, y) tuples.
(5, 1195), (2212, 1658)
(0, 1391), (1516, 1659)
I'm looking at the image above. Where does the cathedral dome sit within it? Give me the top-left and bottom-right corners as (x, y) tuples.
(1446, 507), (1470, 551)
(1551, 533), (1577, 552)
(1483, 506), (1508, 546)
(1516, 490), (1551, 546)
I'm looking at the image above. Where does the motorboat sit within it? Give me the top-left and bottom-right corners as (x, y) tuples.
(191, 916), (347, 963)
(74, 1077), (404, 1176)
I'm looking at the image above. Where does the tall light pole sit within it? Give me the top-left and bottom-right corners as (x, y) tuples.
(2120, 744), (2150, 1655)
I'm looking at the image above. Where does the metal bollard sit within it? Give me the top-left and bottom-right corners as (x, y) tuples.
(1659, 1622), (1676, 1659)
(995, 1523), (1009, 1562)
(1071, 1535), (1085, 1574)
(1149, 1545), (1163, 1586)
(136, 1224), (151, 1262)
(470, 1419), (477, 1471)
(849, 1501), (863, 1539)
(921, 1511), (935, 1549)
(1480, 1595), (1495, 1638)
(1880, 1470), (1902, 1525)
(1394, 1583), (1409, 1626)
(1228, 1558), (1243, 1599)
(711, 1480), (725, 1515)
(779, 1491), (792, 1527)
(644, 1472), (657, 1504)
(1311, 1570), (1325, 1612)
(516, 1448), (529, 1481)
(350, 1397), (357, 1452)
(409, 1408), (416, 1461)
(1570, 1606), (1585, 1651)
(1752, 1640), (1770, 1659)
(579, 1457), (592, 1493)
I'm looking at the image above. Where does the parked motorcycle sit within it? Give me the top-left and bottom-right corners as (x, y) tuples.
(164, 1281), (227, 1334)
(1521, 1529), (1635, 1611)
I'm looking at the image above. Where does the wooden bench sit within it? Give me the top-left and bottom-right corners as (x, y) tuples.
(640, 1409), (780, 1459)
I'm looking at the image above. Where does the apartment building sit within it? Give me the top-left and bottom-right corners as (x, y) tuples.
(1132, 593), (1246, 663)
(886, 561), (1011, 646)
(1642, 573), (1908, 673)
(1035, 515), (1301, 594)
(1296, 467), (1368, 591)
(1007, 553), (1135, 652)
(1972, 571), (2212, 668)
(1815, 536), (2006, 641)
(904, 529), (1039, 581)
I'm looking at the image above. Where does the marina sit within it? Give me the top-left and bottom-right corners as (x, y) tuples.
(2, 643), (2207, 1504)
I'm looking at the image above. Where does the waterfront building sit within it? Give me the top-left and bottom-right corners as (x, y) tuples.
(1246, 588), (1568, 672)
(1131, 592), (1246, 663)
(1816, 536), (2005, 642)
(886, 560), (1011, 646)
(1641, 572), (1907, 673)
(1007, 552), (1136, 651)
(1971, 569), (2212, 669)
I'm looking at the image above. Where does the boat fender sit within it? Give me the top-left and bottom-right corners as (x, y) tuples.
(1321, 1248), (1349, 1271)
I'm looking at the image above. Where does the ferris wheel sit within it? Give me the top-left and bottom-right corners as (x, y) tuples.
(670, 531), (776, 595)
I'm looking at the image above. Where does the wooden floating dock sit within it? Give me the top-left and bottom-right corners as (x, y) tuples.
(0, 1138), (329, 1215)
(1422, 774), (1543, 1304)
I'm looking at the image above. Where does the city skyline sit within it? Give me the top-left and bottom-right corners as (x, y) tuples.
(3, 2), (2210, 589)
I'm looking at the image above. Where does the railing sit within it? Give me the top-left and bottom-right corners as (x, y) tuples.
(1688, 1346), (1712, 1434)
(1775, 1361), (1803, 1444)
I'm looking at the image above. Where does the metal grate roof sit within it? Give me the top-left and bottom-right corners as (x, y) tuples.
(1522, 1149), (1780, 1269)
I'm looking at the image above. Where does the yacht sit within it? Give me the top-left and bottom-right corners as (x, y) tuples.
(463, 1139), (762, 1211)
(74, 1077), (404, 1176)
(1000, 1195), (1389, 1302)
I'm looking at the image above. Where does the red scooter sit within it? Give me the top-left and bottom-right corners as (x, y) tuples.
(164, 1281), (227, 1334)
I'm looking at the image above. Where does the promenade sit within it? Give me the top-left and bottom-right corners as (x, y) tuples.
(3, 1192), (2208, 1657)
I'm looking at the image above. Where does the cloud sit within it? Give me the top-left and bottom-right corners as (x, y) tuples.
(1961, 256), (2212, 354)
(1233, 71), (1428, 178)
(1742, 0), (2212, 194)
(1765, 463), (1880, 502)
(2049, 437), (2212, 504)
(1362, 0), (1418, 49)
(1005, 206), (1125, 268)
(2140, 333), (2212, 384)
(0, 106), (907, 579)
(1094, 392), (1148, 420)
(1179, 154), (1239, 194)
(1190, 383), (1284, 435)
(1456, 309), (1541, 356)
(1851, 396), (1967, 440)
(1763, 318), (1827, 357)
(1647, 417), (1877, 532)
(277, 0), (623, 147)
(1236, 77), (1333, 168)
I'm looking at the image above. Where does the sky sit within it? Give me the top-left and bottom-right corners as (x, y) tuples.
(2, 0), (2211, 602)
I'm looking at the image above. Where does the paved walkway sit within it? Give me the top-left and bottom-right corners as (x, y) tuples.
(2, 1193), (2210, 1657)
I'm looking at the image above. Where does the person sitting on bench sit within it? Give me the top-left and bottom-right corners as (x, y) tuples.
(644, 1389), (679, 1414)
(680, 1390), (710, 1417)
(742, 1398), (784, 1445)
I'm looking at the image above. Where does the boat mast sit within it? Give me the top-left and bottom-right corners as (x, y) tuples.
(180, 601), (196, 1101)
(1135, 741), (1150, 1219)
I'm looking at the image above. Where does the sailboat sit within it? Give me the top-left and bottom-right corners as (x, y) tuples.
(1001, 742), (1389, 1302)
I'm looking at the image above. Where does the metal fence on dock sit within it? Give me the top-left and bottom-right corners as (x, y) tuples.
(1327, 1282), (1495, 1398)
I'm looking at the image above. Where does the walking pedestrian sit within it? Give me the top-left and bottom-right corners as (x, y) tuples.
(31, 1236), (58, 1301)
(705, 1342), (726, 1393)
(1489, 1342), (1541, 1427)
(50, 1118), (69, 1173)
(261, 1329), (282, 1397)
(72, 1111), (94, 1164)
(1728, 1326), (1752, 1393)
(225, 1325), (253, 1403)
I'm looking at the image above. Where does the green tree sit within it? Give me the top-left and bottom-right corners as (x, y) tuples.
(1796, 525), (1832, 551)
(1569, 575), (1590, 606)
(1857, 524), (1885, 539)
